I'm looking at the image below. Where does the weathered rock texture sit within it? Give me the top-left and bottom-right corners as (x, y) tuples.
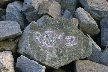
(87, 35), (102, 63)
(0, 41), (17, 53)
(79, 0), (108, 20)
(6, 1), (25, 29)
(38, 1), (61, 18)
(0, 51), (15, 72)
(18, 16), (92, 69)
(0, 21), (22, 41)
(16, 55), (46, 72)
(76, 60), (108, 72)
(100, 17), (108, 47)
(62, 10), (72, 19)
(75, 7), (100, 36)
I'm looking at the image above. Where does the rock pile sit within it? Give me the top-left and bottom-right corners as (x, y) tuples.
(0, 0), (108, 72)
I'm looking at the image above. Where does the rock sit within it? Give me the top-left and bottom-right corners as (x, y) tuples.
(0, 21), (22, 41)
(0, 8), (5, 21)
(71, 18), (79, 27)
(100, 48), (108, 66)
(0, 51), (15, 72)
(0, 41), (17, 53)
(53, 69), (65, 72)
(38, 1), (61, 18)
(62, 10), (72, 19)
(60, 0), (77, 15)
(75, 7), (100, 36)
(16, 55), (46, 72)
(76, 60), (108, 72)
(0, 0), (12, 8)
(18, 16), (92, 69)
(87, 35), (102, 63)
(6, 1), (25, 29)
(22, 0), (48, 22)
(100, 17), (108, 47)
(79, 0), (108, 20)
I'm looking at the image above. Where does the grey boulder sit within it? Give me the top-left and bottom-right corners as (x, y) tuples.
(0, 21), (22, 41)
(79, 0), (108, 20)
(62, 10), (72, 19)
(16, 55), (46, 72)
(75, 7), (100, 36)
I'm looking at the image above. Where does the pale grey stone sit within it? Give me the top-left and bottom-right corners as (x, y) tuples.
(75, 7), (100, 36)
(87, 35), (102, 63)
(100, 17), (108, 47)
(0, 21), (22, 41)
(0, 51), (15, 72)
(79, 0), (108, 20)
(71, 18), (79, 27)
(16, 55), (46, 72)
(18, 16), (92, 69)
(76, 60), (108, 72)
(38, 1), (61, 18)
(6, 1), (25, 29)
(62, 10), (72, 19)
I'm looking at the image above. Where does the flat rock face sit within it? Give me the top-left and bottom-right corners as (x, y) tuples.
(100, 17), (108, 47)
(75, 7), (100, 36)
(0, 41), (17, 53)
(87, 35), (102, 63)
(6, 1), (25, 29)
(76, 60), (108, 72)
(0, 51), (15, 72)
(38, 1), (61, 18)
(0, 21), (22, 41)
(79, 0), (108, 20)
(16, 55), (46, 72)
(18, 16), (92, 69)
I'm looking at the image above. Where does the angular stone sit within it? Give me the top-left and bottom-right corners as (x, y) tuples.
(75, 7), (100, 36)
(18, 16), (92, 69)
(62, 10), (72, 19)
(0, 41), (17, 53)
(100, 17), (108, 47)
(79, 0), (108, 20)
(22, 0), (48, 22)
(0, 51), (15, 72)
(0, 21), (22, 41)
(87, 35), (102, 63)
(100, 48), (108, 66)
(16, 55), (46, 72)
(60, 0), (77, 15)
(76, 60), (108, 72)
(38, 1), (61, 18)
(6, 1), (25, 29)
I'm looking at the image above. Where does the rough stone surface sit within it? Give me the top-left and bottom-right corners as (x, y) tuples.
(6, 1), (25, 29)
(79, 0), (108, 20)
(100, 48), (108, 66)
(71, 18), (79, 27)
(62, 10), (72, 19)
(100, 17), (108, 47)
(0, 21), (22, 41)
(18, 15), (92, 69)
(0, 41), (17, 53)
(76, 60), (108, 72)
(75, 7), (100, 36)
(60, 0), (77, 15)
(87, 35), (102, 63)
(16, 55), (46, 72)
(38, 1), (61, 18)
(22, 0), (48, 22)
(0, 51), (15, 72)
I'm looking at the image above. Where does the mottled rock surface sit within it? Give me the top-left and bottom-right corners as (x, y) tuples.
(6, 1), (25, 29)
(38, 1), (61, 18)
(76, 60), (108, 72)
(79, 0), (108, 20)
(16, 55), (46, 72)
(18, 16), (92, 69)
(0, 21), (22, 41)
(87, 35), (102, 63)
(75, 7), (100, 36)
(0, 51), (15, 72)
(62, 10), (72, 19)
(0, 41), (17, 53)
(100, 17), (108, 47)
(71, 18), (78, 27)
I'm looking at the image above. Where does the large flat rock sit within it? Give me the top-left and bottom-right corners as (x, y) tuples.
(0, 21), (22, 41)
(18, 16), (92, 69)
